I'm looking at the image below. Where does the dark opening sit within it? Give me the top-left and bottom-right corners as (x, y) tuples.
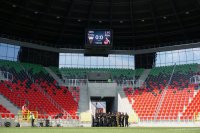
(91, 97), (115, 113)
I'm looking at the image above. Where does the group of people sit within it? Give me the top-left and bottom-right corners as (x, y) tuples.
(22, 104), (35, 127)
(92, 112), (129, 127)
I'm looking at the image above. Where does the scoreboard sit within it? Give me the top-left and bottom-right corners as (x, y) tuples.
(85, 29), (113, 48)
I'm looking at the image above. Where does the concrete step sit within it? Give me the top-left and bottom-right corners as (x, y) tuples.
(0, 94), (19, 114)
(78, 86), (89, 113)
(136, 69), (151, 87)
(44, 67), (65, 86)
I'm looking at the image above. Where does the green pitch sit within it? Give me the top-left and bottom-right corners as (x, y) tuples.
(0, 127), (200, 133)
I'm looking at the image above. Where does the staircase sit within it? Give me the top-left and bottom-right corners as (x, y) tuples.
(154, 64), (176, 119)
(0, 94), (19, 114)
(117, 86), (138, 123)
(78, 85), (89, 113)
(44, 67), (65, 86)
(135, 69), (151, 87)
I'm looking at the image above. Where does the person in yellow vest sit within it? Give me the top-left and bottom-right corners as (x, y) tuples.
(29, 112), (35, 127)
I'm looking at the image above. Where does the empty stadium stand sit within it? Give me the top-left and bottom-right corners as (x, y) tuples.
(1, 59), (200, 122)
(124, 64), (198, 121)
(182, 86), (200, 120)
(0, 104), (15, 119)
(58, 67), (144, 82)
(0, 60), (79, 118)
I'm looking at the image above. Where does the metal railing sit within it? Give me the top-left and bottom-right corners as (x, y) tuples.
(139, 116), (196, 122)
(63, 79), (88, 86)
(18, 63), (72, 118)
(0, 71), (13, 81)
(154, 64), (177, 119)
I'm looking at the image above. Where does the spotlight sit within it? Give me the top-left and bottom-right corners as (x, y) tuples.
(12, 4), (16, 8)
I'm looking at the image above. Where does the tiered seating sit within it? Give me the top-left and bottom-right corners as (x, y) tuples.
(124, 64), (198, 120)
(22, 63), (55, 84)
(124, 88), (162, 120)
(59, 67), (144, 81)
(146, 64), (198, 90)
(0, 60), (60, 115)
(49, 66), (63, 80)
(21, 63), (79, 117)
(0, 104), (10, 113)
(182, 87), (200, 120)
(146, 65), (175, 90)
(0, 60), (31, 86)
(38, 81), (78, 117)
(0, 104), (15, 119)
(0, 80), (60, 115)
(157, 86), (194, 120)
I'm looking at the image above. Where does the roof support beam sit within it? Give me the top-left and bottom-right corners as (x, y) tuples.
(87, 0), (94, 27)
(109, 0), (113, 29)
(130, 0), (135, 47)
(32, 0), (54, 40)
(149, 0), (161, 44)
(196, 0), (200, 8)
(56, 0), (75, 46)
(1, 37), (200, 55)
(168, 0), (188, 39)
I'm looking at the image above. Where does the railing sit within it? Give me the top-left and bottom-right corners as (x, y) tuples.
(63, 79), (88, 86)
(154, 64), (177, 119)
(116, 79), (146, 88)
(18, 63), (72, 119)
(139, 116), (195, 122)
(0, 112), (80, 127)
(34, 84), (69, 116)
(0, 71), (13, 81)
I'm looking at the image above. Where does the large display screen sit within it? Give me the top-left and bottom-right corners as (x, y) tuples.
(85, 29), (112, 47)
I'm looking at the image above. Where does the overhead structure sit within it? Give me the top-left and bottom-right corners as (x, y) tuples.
(0, 0), (200, 50)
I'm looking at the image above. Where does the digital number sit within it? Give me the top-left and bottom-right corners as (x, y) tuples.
(95, 35), (104, 40)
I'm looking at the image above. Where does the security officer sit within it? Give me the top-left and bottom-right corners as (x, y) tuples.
(124, 113), (129, 127)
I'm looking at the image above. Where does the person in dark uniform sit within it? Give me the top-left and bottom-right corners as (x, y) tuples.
(107, 112), (111, 127)
(116, 112), (120, 127)
(124, 113), (129, 127)
(121, 113), (125, 127)
(114, 113), (117, 127)
(119, 112), (122, 127)
(100, 113), (103, 126)
(111, 112), (115, 127)
(92, 115), (94, 127)
(97, 113), (101, 127)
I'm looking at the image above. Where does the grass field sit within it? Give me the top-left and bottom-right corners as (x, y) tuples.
(0, 127), (200, 133)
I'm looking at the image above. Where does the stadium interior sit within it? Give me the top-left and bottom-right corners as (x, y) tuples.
(0, 0), (200, 131)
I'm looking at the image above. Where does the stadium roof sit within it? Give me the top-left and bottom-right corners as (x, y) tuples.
(0, 0), (200, 50)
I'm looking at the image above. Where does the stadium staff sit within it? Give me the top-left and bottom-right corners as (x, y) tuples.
(29, 112), (35, 127)
(124, 113), (129, 127)
(22, 104), (28, 119)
